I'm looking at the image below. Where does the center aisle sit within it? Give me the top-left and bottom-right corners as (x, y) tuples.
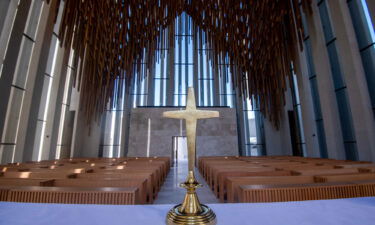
(154, 161), (219, 204)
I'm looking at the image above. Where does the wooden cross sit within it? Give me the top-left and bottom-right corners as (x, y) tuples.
(163, 87), (219, 172)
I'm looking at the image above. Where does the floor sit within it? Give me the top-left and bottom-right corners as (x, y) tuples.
(154, 161), (219, 204)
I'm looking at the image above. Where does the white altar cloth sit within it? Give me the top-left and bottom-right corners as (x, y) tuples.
(1, 197), (375, 225)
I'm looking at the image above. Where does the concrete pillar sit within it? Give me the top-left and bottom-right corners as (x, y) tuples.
(0, 0), (32, 163)
(0, 0), (19, 76)
(293, 49), (321, 157)
(234, 87), (246, 156)
(243, 95), (251, 156)
(305, 3), (346, 160)
(166, 25), (175, 106)
(122, 77), (135, 156)
(16, 0), (59, 162)
(213, 65), (220, 106)
(49, 47), (75, 160)
(193, 26), (199, 106)
(328, 1), (375, 161)
(147, 64), (154, 106)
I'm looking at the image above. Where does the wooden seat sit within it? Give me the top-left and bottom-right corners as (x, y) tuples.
(0, 178), (54, 186)
(238, 182), (375, 203)
(76, 172), (156, 202)
(315, 173), (375, 183)
(6, 186), (139, 204)
(291, 168), (361, 176)
(2, 171), (77, 179)
(53, 177), (149, 204)
(217, 170), (292, 201)
(225, 176), (315, 203)
(0, 157), (170, 205)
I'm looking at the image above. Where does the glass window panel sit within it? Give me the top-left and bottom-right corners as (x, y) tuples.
(316, 120), (328, 158)
(202, 80), (213, 106)
(187, 36), (194, 63)
(180, 94), (186, 106)
(360, 46), (375, 107)
(310, 77), (323, 119)
(154, 79), (161, 106)
(305, 39), (316, 77)
(344, 142), (358, 161)
(335, 89), (356, 142)
(248, 119), (257, 143)
(327, 43), (346, 89)
(318, 1), (335, 42)
(155, 62), (161, 78)
(301, 9), (310, 38)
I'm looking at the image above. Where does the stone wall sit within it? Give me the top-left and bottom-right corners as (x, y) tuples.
(127, 107), (239, 158)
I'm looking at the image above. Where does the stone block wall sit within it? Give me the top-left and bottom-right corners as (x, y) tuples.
(127, 107), (239, 158)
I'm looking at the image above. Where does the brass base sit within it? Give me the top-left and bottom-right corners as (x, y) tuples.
(166, 204), (217, 225)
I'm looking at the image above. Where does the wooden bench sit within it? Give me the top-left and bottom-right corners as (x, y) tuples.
(334, 163), (375, 169)
(238, 182), (375, 203)
(93, 168), (161, 192)
(291, 168), (361, 176)
(217, 170), (292, 201)
(0, 178), (54, 187)
(315, 173), (375, 183)
(2, 171), (77, 179)
(53, 178), (149, 204)
(225, 176), (315, 203)
(5, 186), (139, 204)
(212, 168), (282, 196)
(208, 166), (274, 190)
(76, 172), (156, 202)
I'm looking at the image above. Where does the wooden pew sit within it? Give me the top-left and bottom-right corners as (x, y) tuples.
(53, 178), (148, 204)
(238, 182), (375, 203)
(212, 167), (281, 196)
(334, 163), (375, 169)
(0, 178), (54, 187)
(2, 171), (77, 179)
(217, 170), (292, 201)
(93, 168), (161, 193)
(0, 187), (9, 201)
(6, 186), (139, 204)
(208, 166), (274, 190)
(76, 172), (155, 203)
(315, 173), (375, 183)
(291, 168), (361, 176)
(225, 176), (316, 203)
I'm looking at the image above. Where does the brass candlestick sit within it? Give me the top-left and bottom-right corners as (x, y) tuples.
(163, 87), (218, 225)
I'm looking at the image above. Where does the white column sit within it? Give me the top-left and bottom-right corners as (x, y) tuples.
(0, 0), (32, 163)
(328, 1), (375, 161)
(0, 0), (19, 76)
(305, 3), (346, 160)
(293, 48), (321, 157)
(15, 0), (59, 162)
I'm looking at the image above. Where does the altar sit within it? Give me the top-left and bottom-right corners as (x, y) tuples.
(1, 197), (375, 225)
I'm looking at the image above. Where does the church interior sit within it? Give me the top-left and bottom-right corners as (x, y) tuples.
(0, 0), (375, 224)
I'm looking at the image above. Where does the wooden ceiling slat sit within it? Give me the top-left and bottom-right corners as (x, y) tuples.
(45, 0), (309, 128)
